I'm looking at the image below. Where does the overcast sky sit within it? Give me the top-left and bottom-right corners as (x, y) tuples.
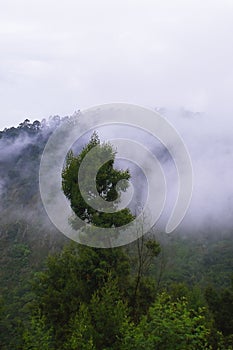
(0, 0), (233, 130)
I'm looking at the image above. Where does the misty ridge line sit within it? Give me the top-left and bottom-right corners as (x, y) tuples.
(0, 108), (233, 234)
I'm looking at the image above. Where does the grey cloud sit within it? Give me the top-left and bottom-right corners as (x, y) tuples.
(0, 0), (233, 129)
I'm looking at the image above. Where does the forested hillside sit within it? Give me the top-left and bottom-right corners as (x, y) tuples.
(0, 118), (232, 349)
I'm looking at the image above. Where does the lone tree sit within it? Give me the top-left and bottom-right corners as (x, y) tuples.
(62, 132), (134, 231)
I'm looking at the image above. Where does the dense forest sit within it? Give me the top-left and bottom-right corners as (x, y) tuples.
(0, 117), (233, 349)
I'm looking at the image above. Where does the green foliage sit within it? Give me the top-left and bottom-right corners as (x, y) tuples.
(64, 304), (95, 350)
(205, 280), (233, 348)
(0, 297), (9, 349)
(22, 310), (54, 350)
(122, 292), (212, 350)
(168, 282), (206, 311)
(88, 277), (128, 349)
(32, 241), (131, 347)
(125, 234), (161, 321)
(65, 278), (129, 350)
(154, 233), (233, 289)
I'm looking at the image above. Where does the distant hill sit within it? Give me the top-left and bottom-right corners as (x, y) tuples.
(0, 117), (69, 305)
(0, 114), (232, 348)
